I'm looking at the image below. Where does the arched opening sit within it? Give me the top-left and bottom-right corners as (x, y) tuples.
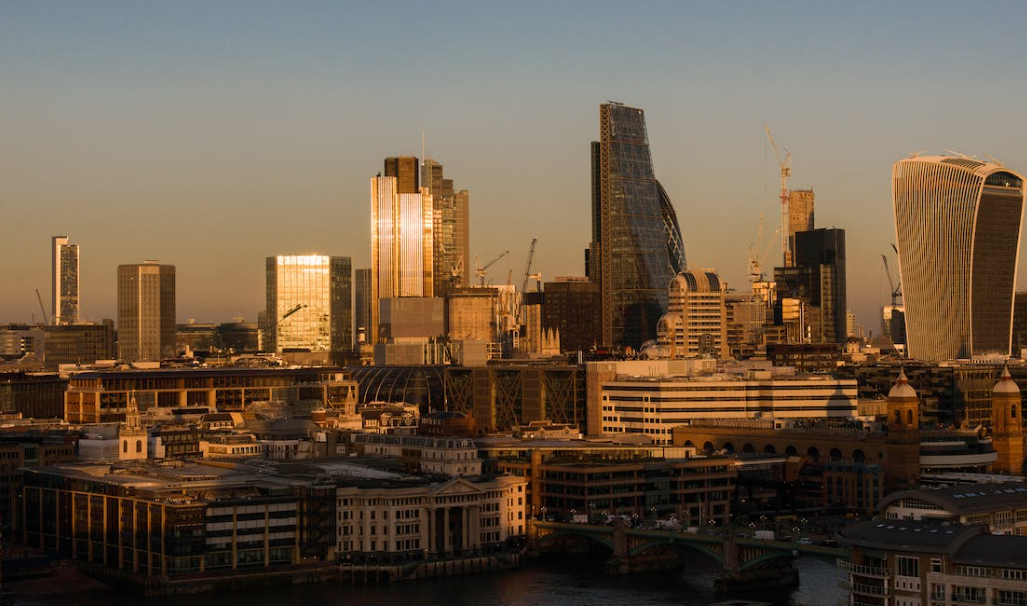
(894, 410), (901, 425)
(806, 446), (820, 462)
(829, 448), (842, 462)
(684, 440), (695, 448)
(722, 442), (735, 454)
(785, 445), (797, 456)
(136, 440), (142, 453)
(702, 441), (715, 454)
(907, 409), (913, 425)
(123, 441), (128, 453)
(1012, 405), (1018, 419)
(853, 449), (866, 463)
(742, 443), (755, 454)
(763, 444), (777, 454)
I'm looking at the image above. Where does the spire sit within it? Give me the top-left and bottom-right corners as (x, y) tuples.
(993, 364), (1021, 395)
(888, 367), (917, 399)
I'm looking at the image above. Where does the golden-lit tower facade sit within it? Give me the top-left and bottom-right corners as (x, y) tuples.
(885, 368), (921, 491)
(991, 366), (1024, 475)
(370, 158), (434, 344)
(785, 189), (814, 267)
(893, 156), (1025, 361)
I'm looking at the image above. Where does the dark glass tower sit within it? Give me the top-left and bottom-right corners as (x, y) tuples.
(589, 103), (686, 349)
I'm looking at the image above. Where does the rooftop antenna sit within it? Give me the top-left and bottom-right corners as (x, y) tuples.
(421, 130), (425, 166)
(908, 149), (925, 159)
(943, 148), (976, 160)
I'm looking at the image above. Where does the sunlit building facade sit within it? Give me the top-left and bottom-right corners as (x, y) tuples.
(51, 236), (79, 325)
(371, 159), (434, 344)
(785, 189), (814, 267)
(589, 102), (686, 349)
(657, 270), (728, 358)
(423, 159), (470, 298)
(893, 156), (1025, 360)
(265, 255), (351, 353)
(117, 261), (176, 362)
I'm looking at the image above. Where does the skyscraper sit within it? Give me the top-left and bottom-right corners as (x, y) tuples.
(422, 159), (470, 298)
(52, 236), (79, 325)
(354, 268), (372, 345)
(371, 158), (434, 343)
(117, 261), (175, 362)
(785, 189), (814, 267)
(265, 255), (352, 354)
(657, 270), (728, 358)
(589, 102), (686, 349)
(893, 156), (1025, 360)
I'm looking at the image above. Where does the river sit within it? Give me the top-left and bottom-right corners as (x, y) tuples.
(14, 554), (845, 606)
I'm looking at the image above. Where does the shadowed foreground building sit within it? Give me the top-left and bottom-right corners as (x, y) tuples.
(589, 102), (686, 350)
(893, 156), (1025, 360)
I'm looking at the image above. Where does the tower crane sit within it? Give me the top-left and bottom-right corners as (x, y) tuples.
(475, 250), (509, 287)
(280, 303), (306, 322)
(515, 238), (538, 328)
(881, 251), (902, 307)
(34, 288), (50, 326)
(764, 125), (792, 266)
(746, 214), (780, 284)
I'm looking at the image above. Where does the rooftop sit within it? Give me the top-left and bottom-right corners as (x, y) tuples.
(879, 482), (1027, 516)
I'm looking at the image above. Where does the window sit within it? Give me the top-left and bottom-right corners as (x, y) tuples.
(136, 440), (142, 453)
(931, 558), (942, 573)
(896, 555), (919, 578)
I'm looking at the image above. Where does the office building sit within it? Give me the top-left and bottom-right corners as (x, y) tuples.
(893, 156), (1025, 360)
(542, 278), (599, 354)
(51, 236), (79, 325)
(265, 255), (352, 354)
(371, 158), (434, 343)
(354, 268), (372, 345)
(775, 228), (846, 344)
(657, 270), (728, 358)
(589, 102), (686, 350)
(117, 261), (176, 362)
(423, 159), (470, 298)
(42, 321), (115, 370)
(447, 287), (499, 343)
(785, 189), (814, 267)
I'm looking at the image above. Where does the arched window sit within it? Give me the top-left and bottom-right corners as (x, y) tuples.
(829, 448), (843, 462)
(907, 409), (913, 425)
(1013, 405), (1018, 419)
(894, 410), (902, 425)
(123, 441), (128, 453)
(136, 440), (142, 453)
(806, 446), (820, 463)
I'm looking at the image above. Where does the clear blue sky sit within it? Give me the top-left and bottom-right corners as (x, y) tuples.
(2, 0), (1026, 333)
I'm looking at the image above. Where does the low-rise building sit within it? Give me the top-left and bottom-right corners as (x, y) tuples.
(879, 482), (1027, 535)
(353, 433), (481, 476)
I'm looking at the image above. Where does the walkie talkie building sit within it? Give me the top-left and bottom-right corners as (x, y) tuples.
(892, 156), (1025, 361)
(589, 103), (686, 350)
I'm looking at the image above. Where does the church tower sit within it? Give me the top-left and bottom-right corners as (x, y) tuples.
(991, 366), (1024, 475)
(885, 368), (920, 491)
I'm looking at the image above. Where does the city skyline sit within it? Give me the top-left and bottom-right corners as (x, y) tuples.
(3, 1), (1027, 334)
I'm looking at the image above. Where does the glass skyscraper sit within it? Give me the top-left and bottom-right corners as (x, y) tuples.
(52, 236), (79, 325)
(265, 255), (352, 353)
(589, 103), (686, 349)
(893, 156), (1025, 360)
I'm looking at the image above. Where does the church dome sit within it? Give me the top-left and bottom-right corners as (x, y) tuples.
(993, 366), (1021, 395)
(888, 368), (917, 400)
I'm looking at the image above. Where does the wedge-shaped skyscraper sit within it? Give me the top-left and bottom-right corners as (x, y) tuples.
(589, 103), (686, 349)
(893, 156), (1025, 360)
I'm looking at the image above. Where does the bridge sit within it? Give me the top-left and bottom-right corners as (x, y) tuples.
(528, 520), (847, 592)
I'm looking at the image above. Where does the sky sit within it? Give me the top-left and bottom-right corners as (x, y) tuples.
(2, 0), (1027, 334)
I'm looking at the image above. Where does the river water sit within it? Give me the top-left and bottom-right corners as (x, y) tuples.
(15, 555), (844, 606)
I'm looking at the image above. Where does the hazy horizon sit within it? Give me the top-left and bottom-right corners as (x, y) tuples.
(3, 1), (1027, 335)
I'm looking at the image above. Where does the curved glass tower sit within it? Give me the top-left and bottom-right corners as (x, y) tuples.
(590, 103), (686, 349)
(892, 156), (1025, 360)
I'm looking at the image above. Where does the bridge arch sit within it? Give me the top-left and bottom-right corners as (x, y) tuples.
(740, 550), (796, 572)
(627, 537), (724, 565)
(536, 529), (616, 554)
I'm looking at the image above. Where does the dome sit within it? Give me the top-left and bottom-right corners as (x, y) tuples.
(888, 368), (918, 400)
(993, 366), (1021, 395)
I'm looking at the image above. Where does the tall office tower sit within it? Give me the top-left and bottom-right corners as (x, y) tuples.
(354, 268), (372, 345)
(589, 103), (686, 349)
(542, 277), (600, 353)
(785, 189), (815, 267)
(117, 262), (176, 362)
(893, 157), (1025, 361)
(657, 270), (728, 358)
(794, 228), (847, 344)
(51, 236), (79, 325)
(265, 255), (352, 354)
(371, 159), (434, 343)
(384, 156), (420, 194)
(423, 159), (471, 298)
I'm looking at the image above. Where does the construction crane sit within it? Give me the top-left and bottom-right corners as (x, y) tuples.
(34, 288), (50, 326)
(881, 250), (902, 307)
(746, 214), (780, 284)
(475, 250), (509, 286)
(514, 238), (538, 329)
(764, 125), (792, 266)
(280, 303), (306, 322)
